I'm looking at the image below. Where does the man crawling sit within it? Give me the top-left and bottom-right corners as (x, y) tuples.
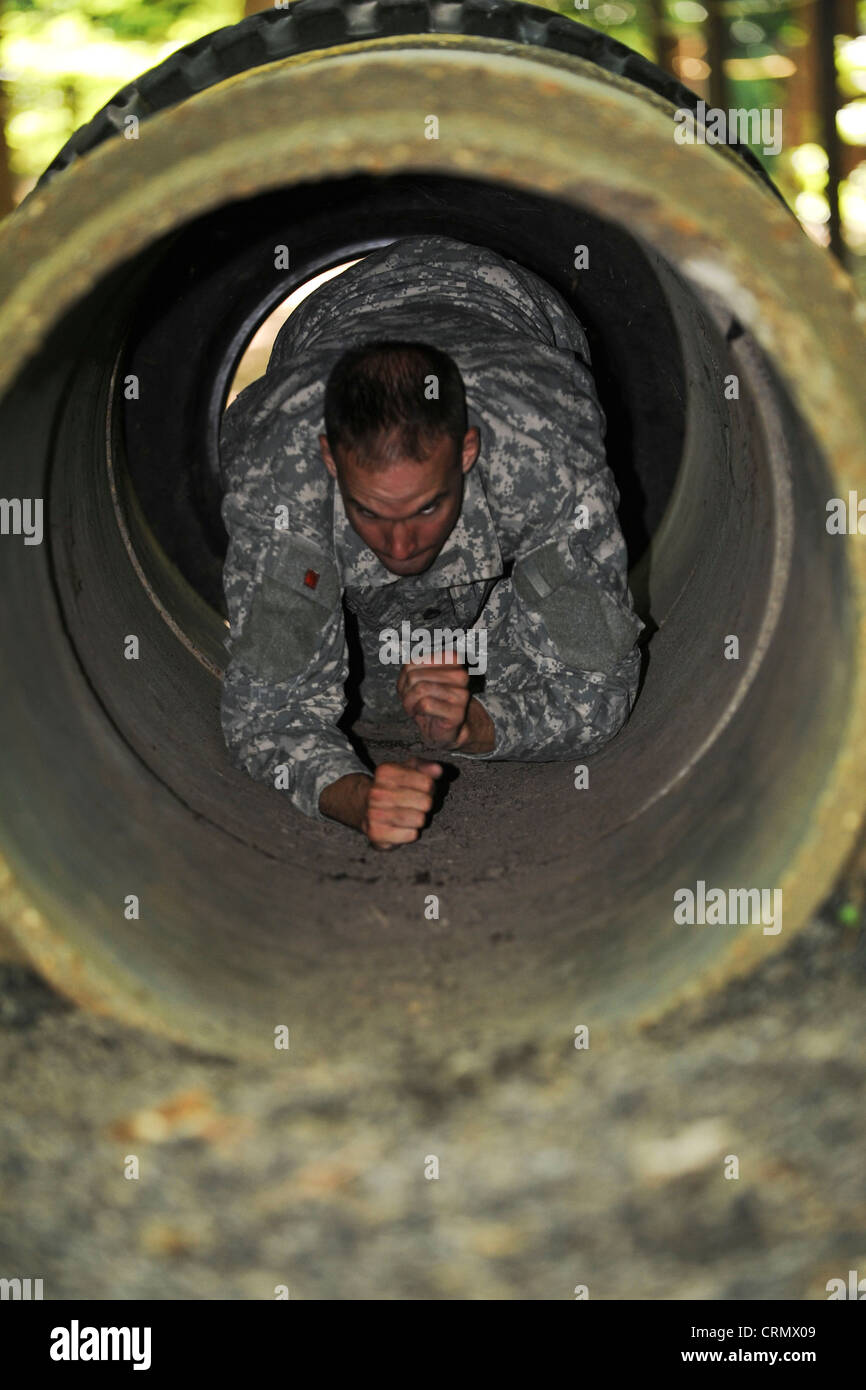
(219, 234), (644, 850)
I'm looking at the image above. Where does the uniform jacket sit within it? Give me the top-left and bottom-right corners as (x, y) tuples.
(219, 235), (644, 821)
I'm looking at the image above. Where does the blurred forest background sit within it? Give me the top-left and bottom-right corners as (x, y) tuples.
(0, 0), (864, 293)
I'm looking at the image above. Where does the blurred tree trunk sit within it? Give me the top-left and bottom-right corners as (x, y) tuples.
(704, 0), (727, 112)
(647, 0), (678, 75)
(245, 0), (277, 14)
(817, 0), (845, 262)
(838, 0), (861, 183)
(0, 0), (14, 216)
(0, 81), (15, 218)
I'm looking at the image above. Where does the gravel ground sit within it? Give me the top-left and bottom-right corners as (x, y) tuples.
(0, 906), (864, 1301)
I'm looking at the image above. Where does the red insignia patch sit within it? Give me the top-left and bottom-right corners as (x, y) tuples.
(303, 569), (319, 590)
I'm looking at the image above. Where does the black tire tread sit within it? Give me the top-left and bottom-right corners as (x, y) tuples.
(31, 0), (782, 202)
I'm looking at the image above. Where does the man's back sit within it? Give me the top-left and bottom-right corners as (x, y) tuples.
(266, 233), (592, 364)
(222, 234), (609, 563)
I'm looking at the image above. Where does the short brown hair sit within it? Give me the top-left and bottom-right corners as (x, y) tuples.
(323, 340), (467, 467)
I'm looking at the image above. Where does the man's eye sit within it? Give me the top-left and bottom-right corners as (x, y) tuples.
(419, 502), (439, 515)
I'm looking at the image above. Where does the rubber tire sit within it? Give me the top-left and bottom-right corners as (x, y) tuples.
(33, 0), (784, 205)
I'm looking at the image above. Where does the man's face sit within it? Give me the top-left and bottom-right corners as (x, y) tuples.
(319, 427), (480, 576)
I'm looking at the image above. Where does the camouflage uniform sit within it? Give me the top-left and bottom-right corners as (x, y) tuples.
(220, 234), (644, 822)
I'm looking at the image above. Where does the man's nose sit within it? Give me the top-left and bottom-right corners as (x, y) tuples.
(387, 523), (415, 559)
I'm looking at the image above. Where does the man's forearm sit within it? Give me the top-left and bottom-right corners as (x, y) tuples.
(318, 771), (373, 830)
(457, 650), (639, 763)
(450, 696), (496, 754)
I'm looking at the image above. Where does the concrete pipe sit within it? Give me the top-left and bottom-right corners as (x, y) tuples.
(0, 1), (865, 1067)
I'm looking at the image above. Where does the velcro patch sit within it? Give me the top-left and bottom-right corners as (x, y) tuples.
(514, 535), (643, 675)
(232, 531), (340, 681)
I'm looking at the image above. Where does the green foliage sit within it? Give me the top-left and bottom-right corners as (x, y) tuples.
(1, 0), (243, 183)
(6, 0), (227, 45)
(550, 1), (654, 62)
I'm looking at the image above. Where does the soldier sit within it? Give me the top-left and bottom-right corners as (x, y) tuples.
(220, 234), (644, 850)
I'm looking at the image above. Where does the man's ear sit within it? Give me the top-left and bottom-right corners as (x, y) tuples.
(460, 426), (480, 475)
(318, 433), (338, 480)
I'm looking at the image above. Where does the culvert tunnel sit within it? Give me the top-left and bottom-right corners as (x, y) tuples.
(0, 1), (865, 1066)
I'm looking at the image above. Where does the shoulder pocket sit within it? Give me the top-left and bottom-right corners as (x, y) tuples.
(513, 536), (643, 676)
(231, 530), (341, 682)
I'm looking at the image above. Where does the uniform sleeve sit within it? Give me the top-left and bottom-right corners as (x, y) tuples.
(451, 457), (644, 763)
(219, 478), (370, 822)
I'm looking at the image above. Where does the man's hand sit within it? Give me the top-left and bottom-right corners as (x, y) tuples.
(319, 759), (443, 849)
(363, 756), (443, 850)
(397, 651), (472, 747)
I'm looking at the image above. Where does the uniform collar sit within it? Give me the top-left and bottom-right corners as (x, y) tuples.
(332, 463), (503, 589)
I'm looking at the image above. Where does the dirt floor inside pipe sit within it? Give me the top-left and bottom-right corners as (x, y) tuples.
(1, 904), (864, 1300)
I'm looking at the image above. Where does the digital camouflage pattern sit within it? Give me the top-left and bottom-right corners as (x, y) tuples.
(219, 235), (644, 821)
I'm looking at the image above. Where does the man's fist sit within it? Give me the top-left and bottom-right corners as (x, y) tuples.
(397, 651), (472, 747)
(362, 756), (443, 851)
